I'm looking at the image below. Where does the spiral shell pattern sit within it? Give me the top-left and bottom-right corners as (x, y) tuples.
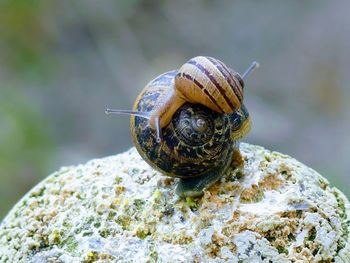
(131, 70), (250, 179)
(175, 56), (244, 114)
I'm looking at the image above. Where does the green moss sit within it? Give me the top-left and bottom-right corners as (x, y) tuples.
(149, 251), (158, 262)
(116, 215), (131, 230)
(136, 229), (150, 240)
(235, 171), (244, 180)
(333, 190), (349, 254)
(308, 227), (316, 241)
(51, 229), (61, 244)
(61, 236), (78, 253)
(107, 211), (116, 221)
(82, 231), (93, 237)
(29, 187), (45, 198)
(296, 210), (303, 218)
(337, 221), (349, 253)
(266, 236), (276, 242)
(83, 251), (98, 263)
(288, 233), (296, 241)
(277, 246), (288, 254)
(334, 191), (346, 219)
(62, 220), (72, 229)
(86, 216), (95, 225)
(115, 176), (123, 184)
(342, 221), (349, 238)
(134, 199), (146, 210)
(153, 190), (162, 201)
(93, 221), (101, 228)
(99, 228), (111, 238)
(185, 197), (198, 209)
(264, 155), (271, 162)
(74, 226), (83, 235)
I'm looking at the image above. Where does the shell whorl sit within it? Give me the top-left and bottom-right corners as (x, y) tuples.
(175, 56), (244, 114)
(131, 70), (250, 179)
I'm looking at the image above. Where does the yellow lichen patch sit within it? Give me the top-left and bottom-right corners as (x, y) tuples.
(84, 251), (97, 263)
(114, 185), (125, 195)
(207, 231), (227, 258)
(236, 214), (257, 232)
(259, 160), (269, 170)
(277, 163), (294, 180)
(223, 181), (241, 193)
(222, 223), (239, 238)
(204, 182), (222, 197)
(231, 210), (241, 222)
(111, 197), (121, 208)
(279, 210), (304, 220)
(239, 215), (301, 256)
(49, 229), (61, 244)
(292, 247), (314, 262)
(92, 171), (101, 176)
(222, 213), (256, 238)
(152, 189), (162, 201)
(196, 208), (215, 229)
(161, 230), (193, 245)
(227, 243), (237, 254)
(202, 190), (227, 208)
(212, 231), (226, 247)
(239, 184), (264, 203)
(135, 226), (152, 240)
(161, 177), (175, 187)
(83, 252), (115, 262)
(318, 178), (329, 190)
(259, 173), (284, 190)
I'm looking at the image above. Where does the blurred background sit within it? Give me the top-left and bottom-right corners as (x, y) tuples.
(1, 0), (350, 219)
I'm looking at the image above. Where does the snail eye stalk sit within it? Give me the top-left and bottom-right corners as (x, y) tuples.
(154, 117), (162, 143)
(241, 61), (259, 80)
(105, 109), (151, 119)
(105, 108), (162, 143)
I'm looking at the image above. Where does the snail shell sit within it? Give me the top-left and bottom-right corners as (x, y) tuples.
(149, 56), (245, 130)
(131, 70), (251, 197)
(175, 56), (244, 113)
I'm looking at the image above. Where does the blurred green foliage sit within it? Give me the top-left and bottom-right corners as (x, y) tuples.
(0, 0), (51, 75)
(0, 90), (54, 217)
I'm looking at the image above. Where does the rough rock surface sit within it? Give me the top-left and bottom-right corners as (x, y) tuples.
(0, 143), (349, 262)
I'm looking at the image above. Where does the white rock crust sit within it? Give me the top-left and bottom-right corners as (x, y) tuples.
(0, 143), (349, 262)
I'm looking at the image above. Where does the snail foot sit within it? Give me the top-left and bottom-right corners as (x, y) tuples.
(175, 160), (231, 198)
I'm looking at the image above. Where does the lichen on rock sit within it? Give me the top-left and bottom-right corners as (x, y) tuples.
(0, 143), (349, 262)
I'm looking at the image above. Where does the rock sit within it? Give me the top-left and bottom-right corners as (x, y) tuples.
(0, 143), (349, 262)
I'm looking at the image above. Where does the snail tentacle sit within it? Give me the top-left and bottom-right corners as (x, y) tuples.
(105, 109), (162, 142)
(105, 109), (151, 119)
(241, 61), (260, 80)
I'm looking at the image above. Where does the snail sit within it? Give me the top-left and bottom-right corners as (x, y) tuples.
(106, 56), (258, 197)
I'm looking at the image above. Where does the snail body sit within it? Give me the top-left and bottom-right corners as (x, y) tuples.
(131, 70), (251, 197)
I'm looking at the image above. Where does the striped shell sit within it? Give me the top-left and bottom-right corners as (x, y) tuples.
(175, 56), (244, 114)
(131, 70), (250, 179)
(149, 56), (246, 129)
